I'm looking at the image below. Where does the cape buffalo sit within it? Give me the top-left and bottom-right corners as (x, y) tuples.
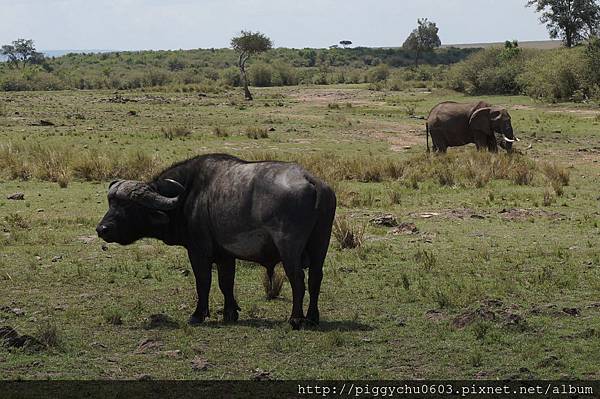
(96, 154), (336, 330)
(426, 101), (519, 153)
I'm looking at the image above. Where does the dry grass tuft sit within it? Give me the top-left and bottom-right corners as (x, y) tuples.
(262, 265), (286, 300)
(245, 126), (269, 139)
(162, 126), (192, 140)
(212, 126), (229, 137)
(333, 215), (365, 249)
(540, 161), (570, 196)
(35, 323), (62, 349)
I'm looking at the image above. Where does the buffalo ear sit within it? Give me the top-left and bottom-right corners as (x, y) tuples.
(153, 179), (185, 198)
(469, 107), (493, 136)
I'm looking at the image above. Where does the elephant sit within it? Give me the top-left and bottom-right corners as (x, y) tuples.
(426, 101), (519, 153)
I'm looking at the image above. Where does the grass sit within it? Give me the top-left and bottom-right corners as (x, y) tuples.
(0, 85), (599, 380)
(161, 126), (192, 140)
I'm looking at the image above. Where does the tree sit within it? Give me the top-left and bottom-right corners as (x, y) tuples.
(402, 18), (441, 67)
(527, 0), (600, 47)
(339, 40), (353, 48)
(1, 39), (45, 69)
(230, 31), (272, 100)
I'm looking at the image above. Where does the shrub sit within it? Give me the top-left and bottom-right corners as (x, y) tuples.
(271, 61), (297, 86)
(249, 62), (272, 87)
(221, 67), (241, 87)
(518, 48), (586, 102)
(367, 63), (390, 82)
(446, 47), (535, 95)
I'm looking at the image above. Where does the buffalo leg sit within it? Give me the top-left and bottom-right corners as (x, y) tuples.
(279, 248), (306, 330)
(217, 257), (240, 322)
(306, 231), (331, 326)
(187, 249), (212, 325)
(306, 264), (323, 325)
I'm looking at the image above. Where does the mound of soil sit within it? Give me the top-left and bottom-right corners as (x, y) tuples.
(0, 326), (44, 351)
(450, 300), (527, 330)
(145, 314), (180, 329)
(390, 222), (419, 235)
(370, 214), (398, 227)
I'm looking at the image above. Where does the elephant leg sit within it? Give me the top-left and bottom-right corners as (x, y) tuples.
(435, 139), (447, 153)
(487, 137), (499, 152)
(474, 135), (487, 151)
(431, 132), (445, 153)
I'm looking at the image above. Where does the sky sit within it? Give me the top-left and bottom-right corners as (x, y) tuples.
(0, 0), (551, 50)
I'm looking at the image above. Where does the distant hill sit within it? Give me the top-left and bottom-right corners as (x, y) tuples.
(42, 49), (114, 58)
(442, 40), (562, 49)
(1, 49), (113, 62)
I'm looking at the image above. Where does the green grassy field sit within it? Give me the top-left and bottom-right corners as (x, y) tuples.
(1, 85), (599, 380)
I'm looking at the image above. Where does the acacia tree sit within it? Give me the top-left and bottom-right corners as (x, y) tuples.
(339, 40), (353, 48)
(402, 18), (441, 67)
(1, 39), (45, 69)
(527, 0), (600, 47)
(230, 31), (272, 100)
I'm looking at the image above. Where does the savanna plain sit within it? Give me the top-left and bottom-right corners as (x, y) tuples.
(1, 84), (599, 380)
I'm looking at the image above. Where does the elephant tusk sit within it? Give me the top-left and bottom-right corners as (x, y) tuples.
(515, 137), (521, 142)
(502, 135), (515, 143)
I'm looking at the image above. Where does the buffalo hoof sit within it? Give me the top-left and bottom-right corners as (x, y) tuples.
(187, 314), (205, 326)
(289, 317), (305, 330)
(306, 310), (319, 326)
(223, 309), (239, 323)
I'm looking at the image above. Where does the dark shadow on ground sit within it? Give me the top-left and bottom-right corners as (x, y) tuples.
(194, 318), (375, 331)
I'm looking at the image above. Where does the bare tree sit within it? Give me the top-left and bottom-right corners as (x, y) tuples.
(230, 31), (273, 100)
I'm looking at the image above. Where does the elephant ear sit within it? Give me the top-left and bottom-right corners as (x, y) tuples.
(469, 107), (493, 136)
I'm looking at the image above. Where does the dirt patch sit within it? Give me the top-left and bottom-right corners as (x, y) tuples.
(499, 208), (563, 221)
(191, 355), (212, 371)
(452, 308), (496, 328)
(368, 123), (424, 152)
(547, 108), (600, 117)
(390, 222), (419, 235)
(411, 208), (487, 220)
(289, 88), (379, 106)
(450, 300), (527, 330)
(144, 314), (180, 329)
(510, 103), (599, 117)
(425, 309), (446, 322)
(134, 338), (163, 354)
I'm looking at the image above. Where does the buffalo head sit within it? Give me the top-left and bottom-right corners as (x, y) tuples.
(96, 179), (185, 245)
